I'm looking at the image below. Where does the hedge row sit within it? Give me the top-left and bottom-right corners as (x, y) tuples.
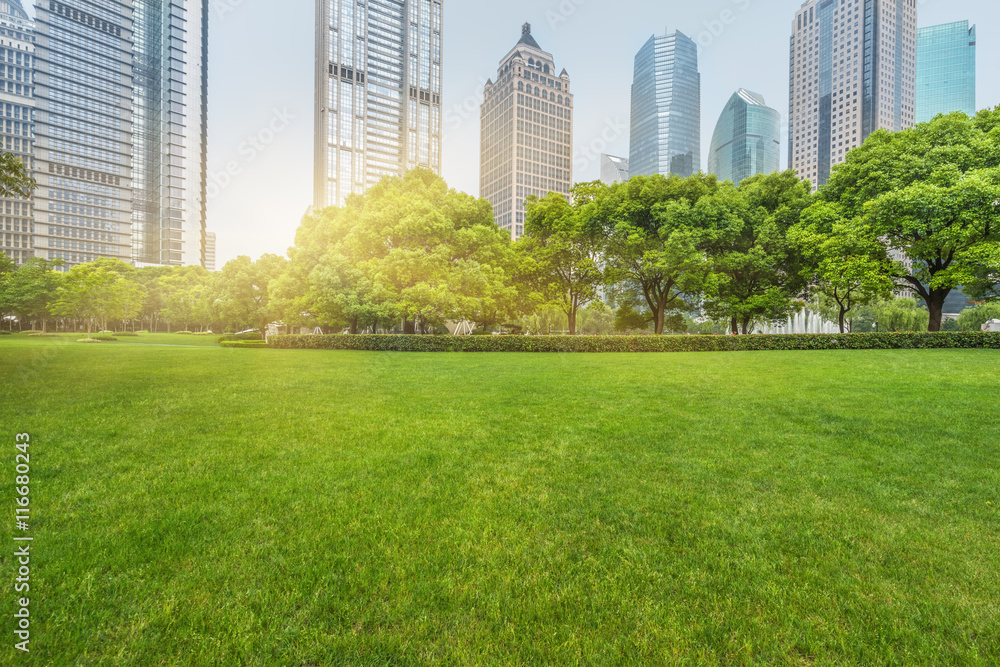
(269, 332), (1000, 353)
(219, 333), (264, 342)
(221, 340), (270, 349)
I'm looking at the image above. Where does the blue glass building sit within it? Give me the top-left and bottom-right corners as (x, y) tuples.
(916, 21), (976, 124)
(708, 90), (780, 185)
(629, 30), (700, 178)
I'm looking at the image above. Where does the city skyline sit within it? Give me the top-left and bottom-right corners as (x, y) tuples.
(19, 1), (1000, 266)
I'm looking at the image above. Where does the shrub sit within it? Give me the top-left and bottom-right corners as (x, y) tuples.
(218, 333), (264, 342)
(28, 333), (62, 338)
(89, 335), (118, 342)
(18, 330), (43, 335)
(269, 332), (1000, 354)
(0, 331), (11, 336)
(115, 331), (139, 337)
(100, 330), (115, 335)
(77, 338), (104, 344)
(220, 340), (270, 349)
(175, 331), (194, 335)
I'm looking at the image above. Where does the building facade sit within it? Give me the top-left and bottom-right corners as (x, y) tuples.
(480, 23), (573, 240)
(600, 154), (629, 185)
(0, 0), (34, 265)
(708, 89), (781, 185)
(31, 0), (134, 268)
(916, 21), (976, 124)
(131, 0), (209, 268)
(314, 0), (443, 209)
(788, 0), (918, 189)
(204, 229), (215, 271)
(629, 30), (700, 179)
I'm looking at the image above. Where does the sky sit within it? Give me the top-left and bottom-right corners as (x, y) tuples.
(28, 1), (1000, 265)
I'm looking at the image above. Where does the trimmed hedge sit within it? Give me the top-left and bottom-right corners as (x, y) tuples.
(89, 335), (118, 342)
(115, 331), (139, 337)
(221, 340), (270, 349)
(269, 332), (1000, 353)
(219, 333), (264, 342)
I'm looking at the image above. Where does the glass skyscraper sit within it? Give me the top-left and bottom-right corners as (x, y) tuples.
(131, 1), (209, 268)
(0, 0), (35, 265)
(629, 30), (700, 179)
(480, 23), (573, 240)
(708, 89), (780, 185)
(788, 0), (917, 189)
(32, 0), (134, 268)
(916, 21), (976, 124)
(314, 0), (443, 209)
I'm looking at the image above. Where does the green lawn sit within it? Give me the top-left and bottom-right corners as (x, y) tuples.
(1, 338), (998, 665)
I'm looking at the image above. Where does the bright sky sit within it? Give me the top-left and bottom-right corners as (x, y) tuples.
(25, 1), (1000, 265)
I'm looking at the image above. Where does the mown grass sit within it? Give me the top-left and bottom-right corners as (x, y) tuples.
(1, 338), (998, 665)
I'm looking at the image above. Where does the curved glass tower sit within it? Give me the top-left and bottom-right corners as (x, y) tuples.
(629, 30), (700, 178)
(708, 89), (780, 185)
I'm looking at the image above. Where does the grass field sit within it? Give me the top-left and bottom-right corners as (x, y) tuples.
(1, 335), (998, 665)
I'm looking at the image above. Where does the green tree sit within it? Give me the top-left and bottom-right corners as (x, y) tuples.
(48, 260), (146, 336)
(0, 151), (35, 199)
(701, 172), (814, 334)
(3, 257), (64, 331)
(212, 254), (288, 335)
(852, 298), (930, 333)
(791, 201), (898, 333)
(520, 191), (603, 335)
(955, 302), (1000, 331)
(586, 174), (717, 334)
(821, 110), (1000, 331)
(160, 266), (214, 332)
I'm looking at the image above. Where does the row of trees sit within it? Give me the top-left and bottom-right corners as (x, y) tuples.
(0, 254), (288, 335)
(1, 109), (997, 335)
(271, 109), (999, 335)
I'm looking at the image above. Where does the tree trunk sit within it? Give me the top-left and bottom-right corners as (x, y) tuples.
(741, 317), (752, 336)
(838, 308), (847, 334)
(567, 309), (577, 336)
(926, 290), (947, 332)
(654, 308), (665, 336)
(731, 317), (739, 335)
(403, 317), (416, 335)
(87, 319), (92, 338)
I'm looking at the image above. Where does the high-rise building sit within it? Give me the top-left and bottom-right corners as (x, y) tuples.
(0, 0), (35, 266)
(788, 0), (917, 189)
(600, 154), (629, 185)
(32, 0), (134, 268)
(204, 230), (215, 271)
(629, 30), (700, 179)
(708, 89), (781, 185)
(916, 21), (976, 124)
(480, 23), (573, 240)
(314, 0), (443, 209)
(131, 1), (209, 268)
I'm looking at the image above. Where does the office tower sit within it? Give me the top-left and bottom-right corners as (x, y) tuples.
(708, 89), (781, 185)
(204, 230), (215, 271)
(131, 1), (209, 268)
(0, 0), (34, 265)
(600, 154), (629, 185)
(314, 0), (443, 209)
(480, 23), (573, 240)
(31, 0), (134, 268)
(788, 0), (917, 189)
(629, 30), (700, 179)
(916, 21), (976, 124)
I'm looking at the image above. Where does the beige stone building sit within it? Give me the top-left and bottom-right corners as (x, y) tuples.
(480, 23), (573, 240)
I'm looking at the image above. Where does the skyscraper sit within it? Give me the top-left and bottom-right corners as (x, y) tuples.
(32, 0), (134, 268)
(314, 0), (443, 210)
(708, 89), (781, 185)
(788, 0), (917, 189)
(916, 21), (976, 124)
(629, 30), (700, 179)
(204, 230), (215, 271)
(480, 23), (573, 240)
(0, 0), (35, 266)
(131, 1), (209, 268)
(600, 154), (629, 185)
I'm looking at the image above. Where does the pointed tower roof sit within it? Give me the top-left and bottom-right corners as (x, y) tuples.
(518, 23), (541, 50)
